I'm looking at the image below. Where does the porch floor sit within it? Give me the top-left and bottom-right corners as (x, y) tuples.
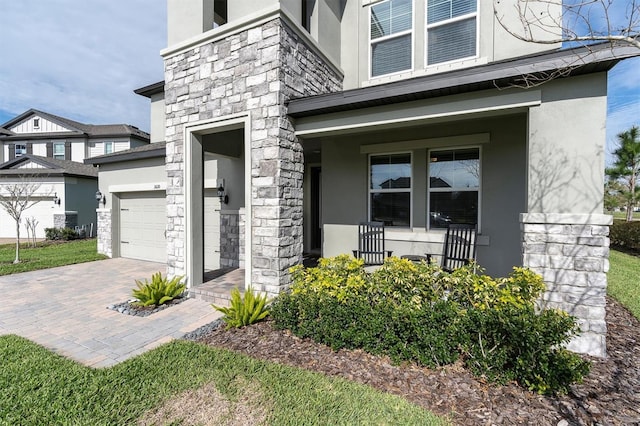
(189, 268), (245, 306)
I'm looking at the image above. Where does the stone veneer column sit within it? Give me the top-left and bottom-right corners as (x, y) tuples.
(96, 208), (112, 258)
(163, 18), (342, 295)
(521, 213), (612, 357)
(219, 210), (239, 268)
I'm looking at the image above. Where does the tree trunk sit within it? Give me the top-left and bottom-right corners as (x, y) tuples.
(13, 221), (20, 264)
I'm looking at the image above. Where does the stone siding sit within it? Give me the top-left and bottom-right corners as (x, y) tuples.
(96, 209), (112, 258)
(164, 18), (342, 294)
(220, 210), (239, 268)
(521, 213), (611, 357)
(54, 211), (78, 229)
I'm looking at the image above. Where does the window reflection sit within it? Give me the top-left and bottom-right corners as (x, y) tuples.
(428, 148), (479, 228)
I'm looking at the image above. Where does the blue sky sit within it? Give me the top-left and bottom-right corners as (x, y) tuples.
(0, 1), (638, 163)
(0, 0), (166, 132)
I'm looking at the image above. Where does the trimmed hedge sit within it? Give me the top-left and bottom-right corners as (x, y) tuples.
(609, 219), (640, 252)
(271, 255), (590, 394)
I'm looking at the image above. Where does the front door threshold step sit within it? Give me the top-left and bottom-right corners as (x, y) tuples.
(190, 268), (245, 306)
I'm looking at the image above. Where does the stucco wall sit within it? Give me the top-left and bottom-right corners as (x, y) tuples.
(150, 93), (166, 143)
(319, 114), (527, 277)
(527, 73), (608, 214)
(63, 176), (98, 232)
(340, 0), (561, 90)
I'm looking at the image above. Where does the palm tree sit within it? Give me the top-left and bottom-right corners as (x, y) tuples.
(606, 126), (640, 222)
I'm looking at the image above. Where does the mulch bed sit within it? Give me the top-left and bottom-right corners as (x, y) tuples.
(195, 297), (640, 425)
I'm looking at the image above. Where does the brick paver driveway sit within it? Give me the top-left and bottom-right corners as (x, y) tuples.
(0, 258), (221, 367)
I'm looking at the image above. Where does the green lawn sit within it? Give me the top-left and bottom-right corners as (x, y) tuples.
(607, 210), (640, 221)
(608, 249), (640, 320)
(0, 335), (446, 425)
(0, 239), (107, 276)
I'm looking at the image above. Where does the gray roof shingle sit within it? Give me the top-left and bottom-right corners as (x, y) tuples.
(0, 109), (149, 140)
(0, 155), (98, 179)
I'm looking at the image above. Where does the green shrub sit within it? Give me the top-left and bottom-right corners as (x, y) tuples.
(368, 257), (446, 308)
(132, 272), (185, 307)
(271, 255), (589, 394)
(44, 227), (82, 241)
(44, 228), (62, 240)
(271, 291), (461, 367)
(610, 219), (640, 252)
(444, 263), (546, 310)
(460, 306), (590, 394)
(213, 286), (269, 329)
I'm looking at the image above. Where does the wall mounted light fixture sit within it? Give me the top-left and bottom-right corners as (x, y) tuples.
(95, 190), (106, 207)
(53, 192), (61, 206)
(217, 185), (229, 204)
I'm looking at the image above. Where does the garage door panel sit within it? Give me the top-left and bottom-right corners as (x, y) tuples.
(119, 192), (166, 263)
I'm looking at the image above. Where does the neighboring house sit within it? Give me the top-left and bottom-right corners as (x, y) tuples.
(90, 0), (640, 357)
(0, 109), (150, 238)
(0, 155), (98, 238)
(0, 109), (150, 164)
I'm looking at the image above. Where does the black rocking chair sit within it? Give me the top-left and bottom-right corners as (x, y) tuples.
(353, 221), (393, 266)
(434, 223), (478, 272)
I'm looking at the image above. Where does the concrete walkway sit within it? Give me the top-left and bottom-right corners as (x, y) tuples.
(0, 258), (222, 368)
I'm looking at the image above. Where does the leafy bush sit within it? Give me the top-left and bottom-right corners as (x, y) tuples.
(270, 255), (589, 394)
(609, 219), (640, 252)
(213, 286), (270, 329)
(271, 291), (461, 367)
(131, 272), (185, 307)
(460, 306), (590, 394)
(445, 263), (546, 310)
(44, 227), (84, 241)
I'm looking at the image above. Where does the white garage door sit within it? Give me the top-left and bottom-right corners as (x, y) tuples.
(119, 191), (166, 263)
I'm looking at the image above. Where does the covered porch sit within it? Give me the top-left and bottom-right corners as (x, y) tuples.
(293, 70), (611, 357)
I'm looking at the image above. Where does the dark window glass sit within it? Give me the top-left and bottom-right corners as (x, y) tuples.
(372, 192), (411, 227)
(429, 191), (478, 228)
(428, 148), (479, 229)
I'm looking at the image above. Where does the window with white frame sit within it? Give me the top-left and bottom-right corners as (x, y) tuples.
(370, 153), (411, 226)
(426, 0), (477, 65)
(53, 142), (65, 160)
(14, 144), (27, 157)
(104, 142), (113, 154)
(428, 147), (479, 228)
(370, 0), (413, 77)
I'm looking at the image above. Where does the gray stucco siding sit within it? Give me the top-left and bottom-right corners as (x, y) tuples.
(318, 114), (527, 277)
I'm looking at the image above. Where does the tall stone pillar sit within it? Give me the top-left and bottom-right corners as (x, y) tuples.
(521, 213), (611, 357)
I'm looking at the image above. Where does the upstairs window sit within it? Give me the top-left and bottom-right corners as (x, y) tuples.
(14, 144), (27, 157)
(213, 0), (227, 28)
(104, 142), (113, 155)
(53, 142), (65, 160)
(33, 118), (40, 129)
(428, 147), (480, 228)
(370, 0), (413, 77)
(302, 0), (313, 31)
(370, 153), (412, 226)
(426, 0), (477, 65)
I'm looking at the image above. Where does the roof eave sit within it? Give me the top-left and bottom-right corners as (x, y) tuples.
(288, 43), (639, 118)
(134, 81), (165, 98)
(85, 146), (166, 165)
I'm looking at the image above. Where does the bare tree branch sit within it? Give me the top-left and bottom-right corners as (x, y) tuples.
(0, 176), (52, 263)
(493, 0), (640, 87)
